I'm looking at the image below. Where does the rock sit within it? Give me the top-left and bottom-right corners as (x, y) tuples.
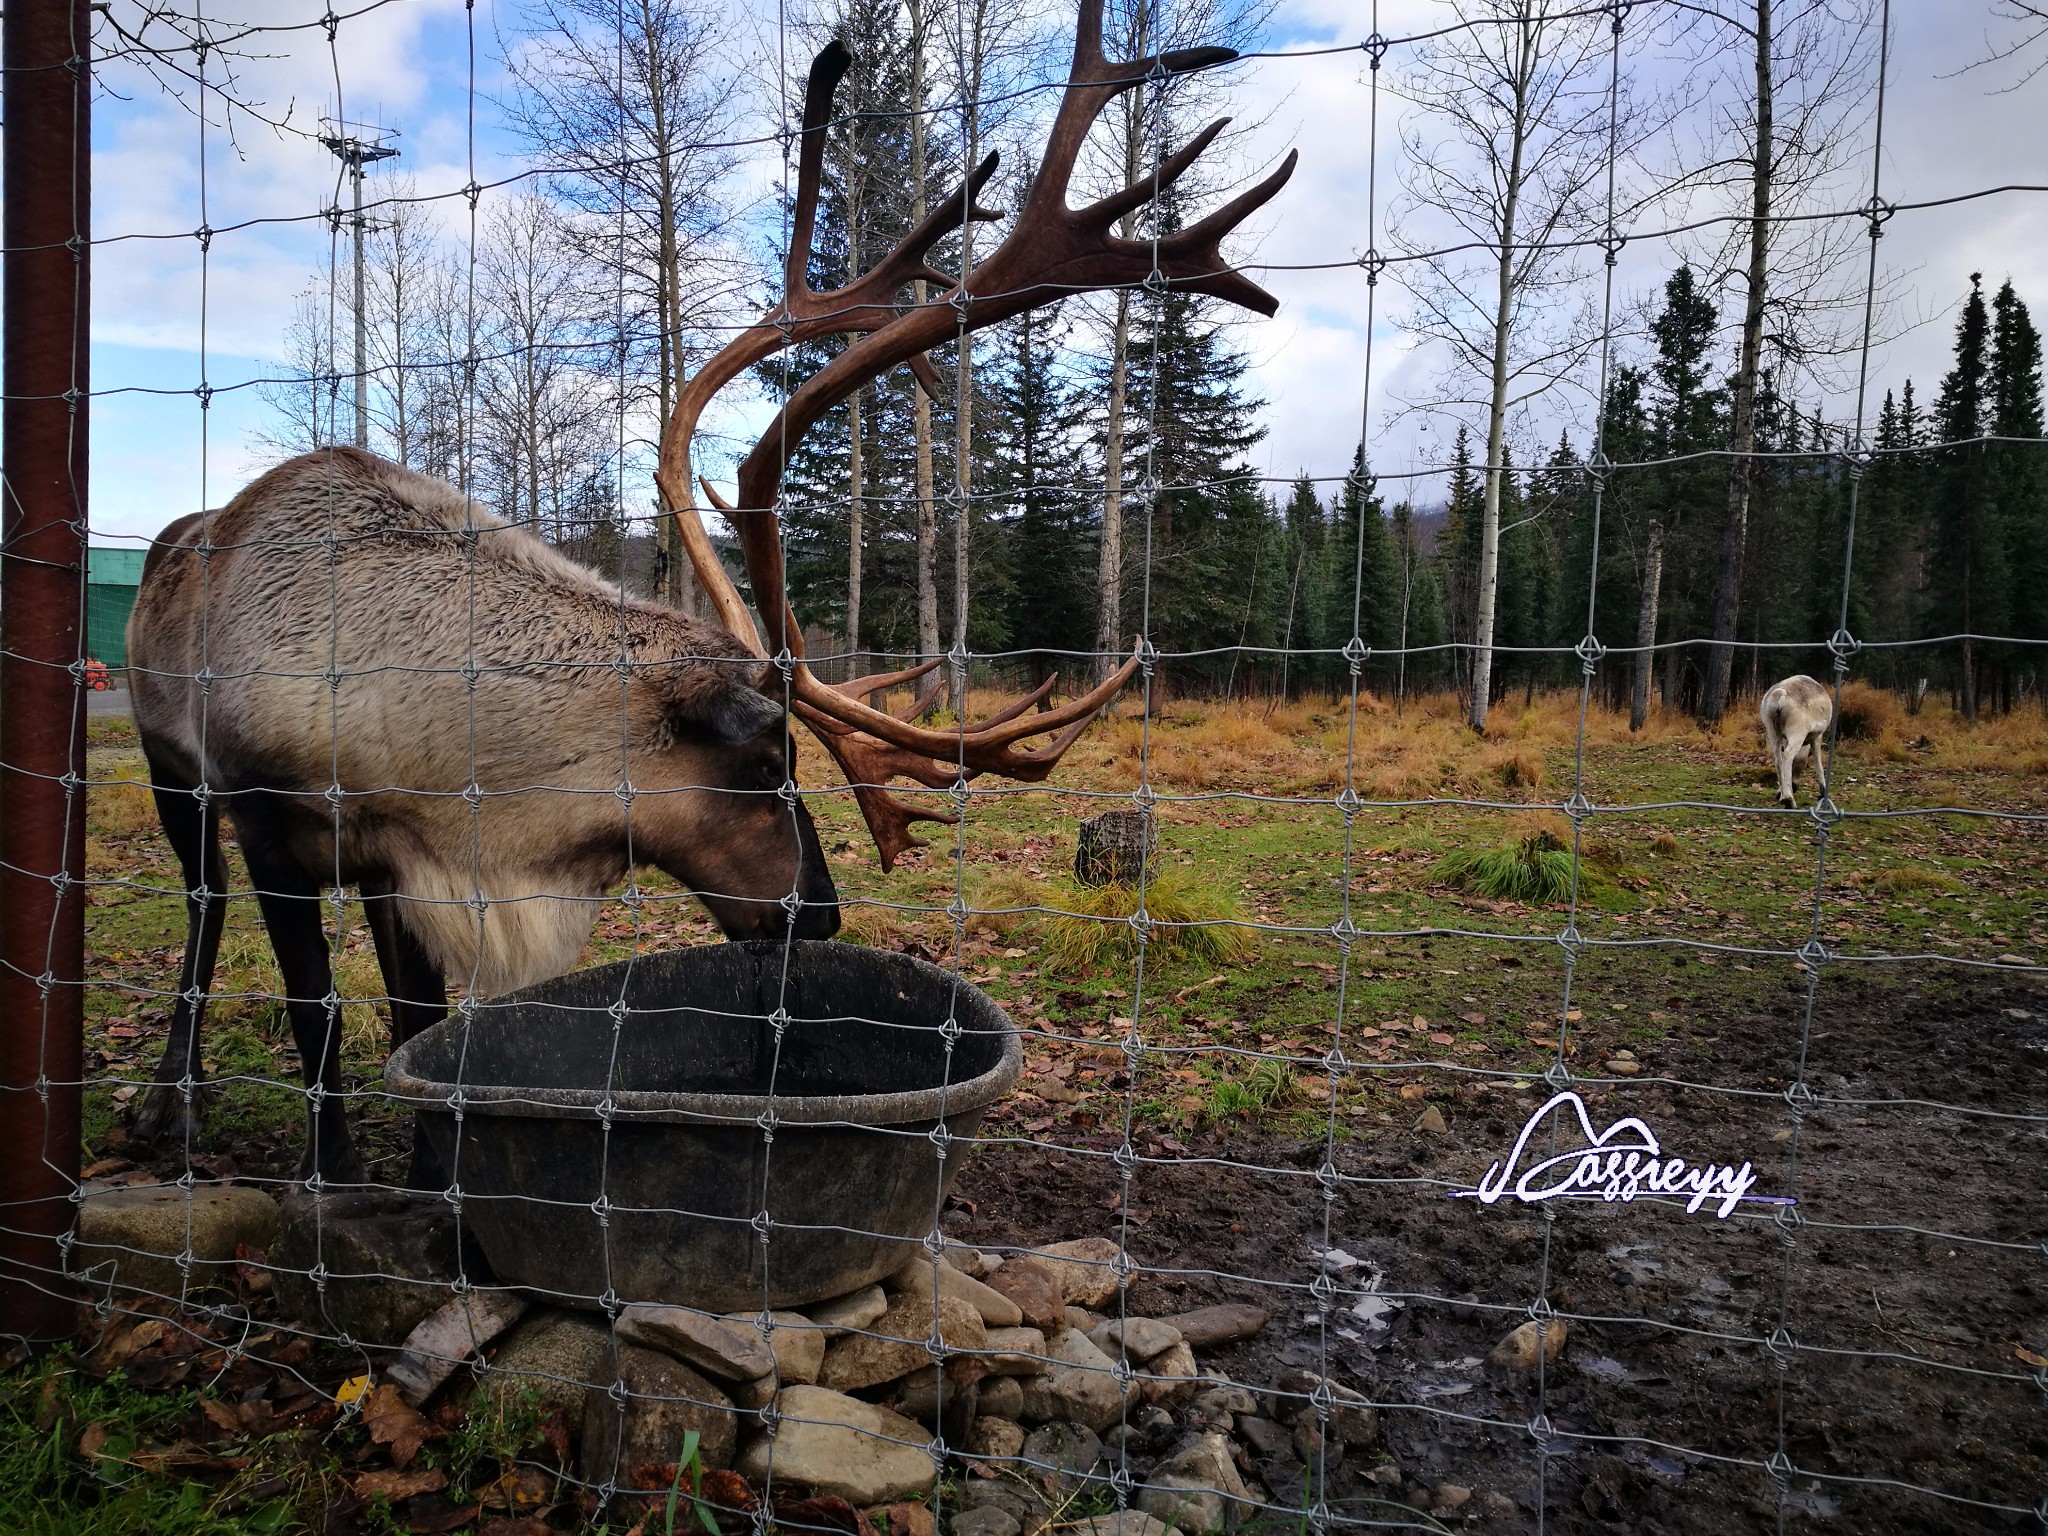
(809, 1284), (889, 1334)
(1017, 1328), (1133, 1431)
(1189, 1384), (1258, 1421)
(979, 1375), (1025, 1421)
(267, 1190), (458, 1346)
(1291, 1419), (1340, 1471)
(736, 1386), (936, 1504)
(582, 1345), (737, 1481)
(1131, 1404), (1177, 1442)
(1414, 1105), (1448, 1134)
(1031, 1238), (1125, 1308)
(725, 1310), (825, 1386)
(1077, 1515), (1178, 1536)
(958, 1479), (1052, 1536)
(388, 1290), (529, 1404)
(1605, 1059), (1641, 1076)
(894, 1361), (983, 1429)
(1489, 1319), (1568, 1371)
(1088, 1318), (1183, 1363)
(617, 1304), (776, 1383)
(1265, 1371), (1378, 1447)
(969, 1415), (1026, 1459)
(730, 1373), (778, 1411)
(890, 1254), (1024, 1328)
(1434, 1484), (1472, 1513)
(1369, 1465), (1401, 1486)
(1483, 1491), (1518, 1516)
(1157, 1305), (1266, 1350)
(984, 1326), (1048, 1374)
(1137, 1341), (1199, 1406)
(1137, 1480), (1230, 1535)
(953, 1506), (1022, 1536)
(1064, 1307), (1106, 1333)
(480, 1310), (612, 1432)
(74, 1182), (278, 1305)
(985, 1259), (1066, 1332)
(1138, 1433), (1251, 1535)
(1234, 1417), (1291, 1460)
(820, 1294), (987, 1393)
(1020, 1422), (1103, 1493)
(943, 1244), (1002, 1278)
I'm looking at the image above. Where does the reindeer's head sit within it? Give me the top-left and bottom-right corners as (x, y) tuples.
(656, 1), (1295, 869)
(624, 648), (841, 945)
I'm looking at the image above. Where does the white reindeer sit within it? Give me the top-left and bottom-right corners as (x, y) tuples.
(1760, 675), (1833, 808)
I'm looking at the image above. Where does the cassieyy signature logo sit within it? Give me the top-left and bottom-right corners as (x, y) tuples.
(1450, 1090), (1795, 1220)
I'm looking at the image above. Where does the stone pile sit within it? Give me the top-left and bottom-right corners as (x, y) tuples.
(455, 1235), (1325, 1532)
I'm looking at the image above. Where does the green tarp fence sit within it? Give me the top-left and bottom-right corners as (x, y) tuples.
(86, 546), (148, 670)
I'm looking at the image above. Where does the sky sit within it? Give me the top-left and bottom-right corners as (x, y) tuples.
(69, 0), (2048, 546)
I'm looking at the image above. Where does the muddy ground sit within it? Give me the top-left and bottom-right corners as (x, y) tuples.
(950, 967), (2048, 1534)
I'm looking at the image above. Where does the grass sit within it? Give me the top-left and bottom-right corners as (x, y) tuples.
(1433, 829), (1582, 905)
(1038, 868), (1259, 974)
(0, 1355), (304, 1536)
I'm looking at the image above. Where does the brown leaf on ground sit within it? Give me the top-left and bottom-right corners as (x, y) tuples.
(480, 1465), (552, 1510)
(359, 1382), (442, 1469)
(198, 1398), (242, 1437)
(77, 1421), (108, 1459)
(351, 1466), (448, 1503)
(539, 1408), (572, 1466)
(866, 1502), (936, 1536)
(773, 1494), (878, 1536)
(478, 1519), (552, 1536)
(701, 1469), (758, 1513)
(396, 1491), (481, 1532)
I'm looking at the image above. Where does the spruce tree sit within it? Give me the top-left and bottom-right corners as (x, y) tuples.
(1988, 280), (2046, 694)
(1928, 274), (2007, 718)
(987, 306), (1091, 687)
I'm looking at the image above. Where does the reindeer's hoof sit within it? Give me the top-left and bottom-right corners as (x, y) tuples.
(128, 1082), (205, 1147)
(294, 1138), (368, 1190)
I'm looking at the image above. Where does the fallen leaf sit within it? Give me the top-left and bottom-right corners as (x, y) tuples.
(335, 1373), (372, 1407)
(1429, 1032), (1455, 1046)
(1398, 1084), (1427, 1100)
(360, 1382), (441, 1469)
(2016, 1345), (2048, 1369)
(477, 1519), (552, 1536)
(482, 1465), (552, 1510)
(77, 1421), (108, 1459)
(352, 1466), (448, 1502)
(198, 1398), (243, 1436)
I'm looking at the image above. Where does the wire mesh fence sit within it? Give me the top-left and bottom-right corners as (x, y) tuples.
(3, 2), (2045, 1534)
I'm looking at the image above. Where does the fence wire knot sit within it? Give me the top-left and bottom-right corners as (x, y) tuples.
(1543, 1059), (1575, 1092)
(1574, 636), (1606, 674)
(1357, 245), (1387, 283)
(1765, 1449), (1796, 1487)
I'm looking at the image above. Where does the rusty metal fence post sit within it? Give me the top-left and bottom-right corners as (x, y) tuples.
(0, 0), (91, 1344)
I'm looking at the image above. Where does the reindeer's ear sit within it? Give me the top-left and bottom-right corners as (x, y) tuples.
(655, 661), (787, 745)
(709, 681), (787, 744)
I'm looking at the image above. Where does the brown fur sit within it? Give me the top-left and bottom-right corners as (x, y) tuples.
(129, 447), (835, 995)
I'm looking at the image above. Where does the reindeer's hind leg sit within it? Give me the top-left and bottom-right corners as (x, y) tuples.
(234, 811), (364, 1186)
(362, 879), (449, 1191)
(131, 754), (229, 1149)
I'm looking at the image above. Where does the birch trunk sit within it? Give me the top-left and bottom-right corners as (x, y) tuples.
(1629, 519), (1664, 730)
(1465, 19), (1534, 736)
(1700, 0), (1772, 723)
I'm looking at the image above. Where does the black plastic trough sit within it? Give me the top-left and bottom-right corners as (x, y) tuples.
(383, 941), (1019, 1312)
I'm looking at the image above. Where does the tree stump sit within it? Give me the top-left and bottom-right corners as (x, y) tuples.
(1074, 810), (1157, 887)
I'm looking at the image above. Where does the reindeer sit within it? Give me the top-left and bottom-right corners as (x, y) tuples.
(127, 0), (1293, 1185)
(1760, 674), (1833, 808)
(126, 449), (844, 1180)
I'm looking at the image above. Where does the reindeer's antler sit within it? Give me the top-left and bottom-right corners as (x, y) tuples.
(656, 0), (1296, 869)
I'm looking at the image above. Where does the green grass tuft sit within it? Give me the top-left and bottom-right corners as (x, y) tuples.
(1433, 830), (1582, 905)
(1040, 868), (1257, 973)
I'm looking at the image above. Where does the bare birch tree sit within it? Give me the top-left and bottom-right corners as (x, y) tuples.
(502, 0), (751, 610)
(1392, 0), (1623, 734)
(1681, 0), (1881, 724)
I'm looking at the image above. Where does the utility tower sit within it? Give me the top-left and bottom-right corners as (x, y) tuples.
(319, 121), (400, 451)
